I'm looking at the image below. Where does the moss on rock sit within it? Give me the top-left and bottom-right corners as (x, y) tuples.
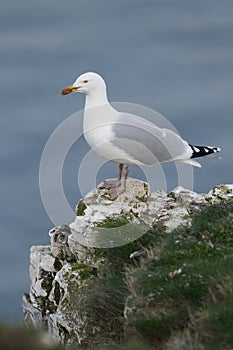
(76, 200), (87, 216)
(96, 214), (133, 228)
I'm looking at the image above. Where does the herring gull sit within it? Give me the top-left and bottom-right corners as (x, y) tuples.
(62, 72), (221, 199)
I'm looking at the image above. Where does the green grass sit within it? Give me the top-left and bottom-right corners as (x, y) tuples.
(125, 201), (233, 348)
(96, 215), (133, 228)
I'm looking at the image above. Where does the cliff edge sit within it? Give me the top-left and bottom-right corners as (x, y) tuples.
(22, 180), (233, 349)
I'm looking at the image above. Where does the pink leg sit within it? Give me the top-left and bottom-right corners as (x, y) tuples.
(101, 163), (123, 189)
(107, 164), (129, 200)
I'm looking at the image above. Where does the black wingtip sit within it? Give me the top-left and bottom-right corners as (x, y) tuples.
(189, 145), (221, 159)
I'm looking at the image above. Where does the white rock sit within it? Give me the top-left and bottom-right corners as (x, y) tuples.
(49, 225), (73, 259)
(69, 178), (151, 249)
(29, 246), (55, 298)
(207, 184), (233, 203)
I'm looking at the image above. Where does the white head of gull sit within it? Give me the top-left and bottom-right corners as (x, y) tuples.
(62, 72), (221, 200)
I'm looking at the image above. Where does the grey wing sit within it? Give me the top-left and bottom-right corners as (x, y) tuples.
(111, 113), (192, 165)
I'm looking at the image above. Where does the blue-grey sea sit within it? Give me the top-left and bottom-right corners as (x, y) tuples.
(1, 0), (233, 323)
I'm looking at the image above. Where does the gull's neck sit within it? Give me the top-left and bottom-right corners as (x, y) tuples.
(84, 87), (109, 110)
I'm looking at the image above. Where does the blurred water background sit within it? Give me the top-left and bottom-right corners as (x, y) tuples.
(0, 0), (232, 323)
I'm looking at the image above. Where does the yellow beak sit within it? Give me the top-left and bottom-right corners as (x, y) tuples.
(61, 85), (79, 96)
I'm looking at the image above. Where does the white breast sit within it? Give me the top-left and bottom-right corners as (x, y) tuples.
(83, 105), (141, 164)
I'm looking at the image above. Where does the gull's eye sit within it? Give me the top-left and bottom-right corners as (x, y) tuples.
(83, 80), (88, 83)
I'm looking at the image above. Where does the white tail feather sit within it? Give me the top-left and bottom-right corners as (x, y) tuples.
(176, 159), (202, 168)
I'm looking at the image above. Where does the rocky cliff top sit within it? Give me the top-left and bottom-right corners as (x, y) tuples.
(22, 181), (233, 349)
